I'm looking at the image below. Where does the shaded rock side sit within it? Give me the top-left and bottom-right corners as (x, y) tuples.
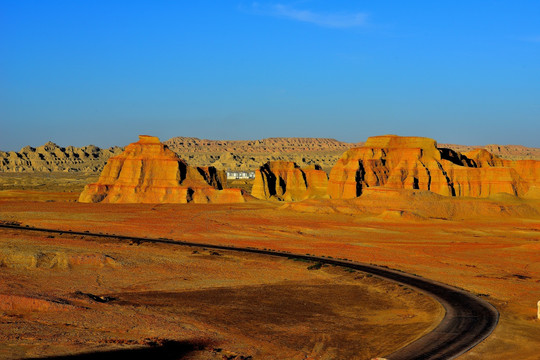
(79, 135), (246, 204)
(328, 135), (539, 199)
(251, 161), (328, 201)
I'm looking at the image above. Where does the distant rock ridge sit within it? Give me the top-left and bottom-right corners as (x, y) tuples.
(78, 135), (248, 204)
(1, 136), (539, 173)
(163, 137), (365, 171)
(0, 142), (122, 172)
(440, 143), (540, 161)
(164, 137), (362, 153)
(328, 135), (540, 199)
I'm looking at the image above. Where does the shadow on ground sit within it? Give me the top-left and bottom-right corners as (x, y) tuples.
(26, 340), (207, 360)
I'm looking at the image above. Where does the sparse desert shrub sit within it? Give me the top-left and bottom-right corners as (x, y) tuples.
(307, 262), (323, 270)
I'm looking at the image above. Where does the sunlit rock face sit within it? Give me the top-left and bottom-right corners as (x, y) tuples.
(79, 135), (246, 203)
(328, 135), (539, 199)
(251, 161), (328, 201)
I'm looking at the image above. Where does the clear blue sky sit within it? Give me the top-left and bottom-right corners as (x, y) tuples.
(1, 1), (539, 150)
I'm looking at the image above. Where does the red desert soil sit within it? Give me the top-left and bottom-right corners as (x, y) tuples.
(0, 226), (440, 360)
(1, 190), (539, 359)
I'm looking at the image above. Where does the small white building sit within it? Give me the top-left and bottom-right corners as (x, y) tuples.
(226, 170), (256, 180)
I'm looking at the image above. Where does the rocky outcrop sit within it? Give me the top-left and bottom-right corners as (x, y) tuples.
(79, 135), (247, 203)
(3, 137), (538, 174)
(166, 137), (539, 170)
(462, 149), (540, 192)
(463, 149), (505, 167)
(251, 161), (328, 201)
(504, 160), (540, 186)
(164, 137), (364, 172)
(0, 142), (122, 172)
(328, 135), (539, 199)
(302, 165), (330, 199)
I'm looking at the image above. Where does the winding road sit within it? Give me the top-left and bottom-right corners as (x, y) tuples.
(0, 223), (499, 359)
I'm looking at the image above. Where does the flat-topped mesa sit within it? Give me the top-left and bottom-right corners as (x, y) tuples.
(364, 135), (440, 159)
(251, 161), (328, 201)
(328, 135), (539, 199)
(137, 135), (161, 144)
(78, 135), (244, 204)
(328, 135), (447, 199)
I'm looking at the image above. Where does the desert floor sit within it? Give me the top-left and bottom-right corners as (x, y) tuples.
(0, 175), (539, 359)
(0, 221), (441, 360)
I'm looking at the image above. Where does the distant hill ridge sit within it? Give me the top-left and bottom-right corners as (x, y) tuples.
(0, 142), (122, 172)
(163, 137), (363, 153)
(1, 137), (539, 172)
(439, 143), (540, 161)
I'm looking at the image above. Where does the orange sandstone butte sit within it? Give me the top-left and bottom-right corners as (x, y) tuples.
(251, 161), (328, 201)
(328, 135), (540, 199)
(79, 135), (247, 203)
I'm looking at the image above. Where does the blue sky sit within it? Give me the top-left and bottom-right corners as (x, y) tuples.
(1, 1), (539, 150)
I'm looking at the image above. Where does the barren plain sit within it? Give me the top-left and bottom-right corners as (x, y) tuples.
(0, 189), (539, 359)
(0, 223), (442, 360)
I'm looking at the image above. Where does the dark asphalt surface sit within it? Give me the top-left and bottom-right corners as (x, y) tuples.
(0, 223), (499, 359)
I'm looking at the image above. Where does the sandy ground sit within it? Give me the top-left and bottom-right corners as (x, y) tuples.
(0, 172), (255, 194)
(0, 173), (98, 194)
(0, 227), (440, 360)
(0, 187), (539, 359)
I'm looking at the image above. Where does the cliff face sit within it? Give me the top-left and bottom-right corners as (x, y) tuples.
(328, 135), (539, 199)
(251, 161), (328, 201)
(79, 135), (246, 204)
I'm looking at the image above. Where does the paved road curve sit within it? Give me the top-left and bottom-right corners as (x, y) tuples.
(0, 223), (499, 359)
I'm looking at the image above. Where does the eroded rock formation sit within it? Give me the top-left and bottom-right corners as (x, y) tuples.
(163, 137), (364, 172)
(79, 135), (246, 203)
(328, 135), (539, 199)
(0, 142), (122, 172)
(251, 161), (328, 201)
(2, 136), (538, 173)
